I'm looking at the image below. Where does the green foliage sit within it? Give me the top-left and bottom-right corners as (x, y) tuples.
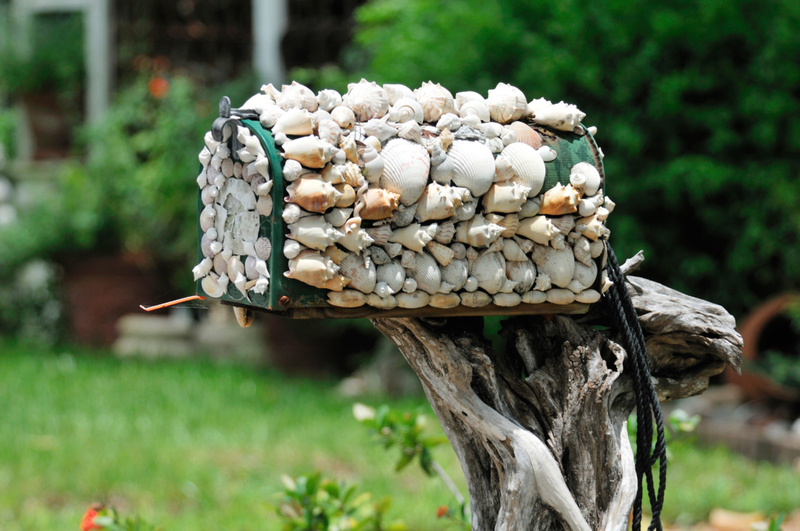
(89, 507), (161, 531)
(274, 473), (406, 531)
(759, 350), (800, 388)
(296, 0), (800, 316)
(628, 408), (701, 460)
(768, 513), (786, 531)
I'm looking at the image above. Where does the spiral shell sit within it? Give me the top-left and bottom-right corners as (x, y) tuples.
(330, 106), (356, 129)
(497, 143), (546, 197)
(278, 81), (318, 112)
(516, 215), (559, 245)
(415, 183), (472, 222)
(362, 119), (398, 143)
(287, 216), (342, 251)
(389, 223), (438, 253)
(316, 89), (342, 112)
(397, 120), (422, 144)
(458, 99), (491, 123)
(273, 108), (314, 136)
(507, 121), (542, 149)
(343, 79), (389, 121)
(354, 188), (400, 221)
(414, 82), (456, 123)
(383, 83), (415, 105)
(532, 245), (575, 288)
(286, 176), (342, 213)
(285, 250), (340, 289)
(434, 221), (456, 244)
(380, 139), (431, 206)
(389, 98), (424, 124)
(570, 162), (602, 197)
(482, 181), (531, 213)
(486, 83), (528, 124)
(281, 137), (336, 168)
(377, 260), (406, 294)
(455, 213), (503, 248)
(540, 184), (581, 216)
(506, 259), (536, 294)
(448, 140), (495, 197)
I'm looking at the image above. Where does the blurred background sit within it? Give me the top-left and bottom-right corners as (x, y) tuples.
(0, 0), (799, 529)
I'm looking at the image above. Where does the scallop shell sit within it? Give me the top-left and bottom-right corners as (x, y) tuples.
(460, 291), (492, 308)
(494, 293), (522, 307)
(389, 98), (424, 124)
(414, 82), (456, 123)
(516, 216), (559, 245)
(482, 181), (531, 213)
(426, 241), (455, 267)
(354, 188), (400, 220)
(255, 236), (272, 260)
(570, 162), (602, 197)
(273, 108), (314, 135)
(284, 250), (340, 288)
(506, 259), (536, 294)
(365, 225), (393, 246)
(486, 83), (528, 124)
(380, 139), (431, 206)
(317, 120), (342, 146)
(287, 216), (342, 251)
(434, 221), (456, 244)
(286, 176), (342, 213)
(278, 81), (318, 112)
(281, 137), (336, 168)
(325, 207), (353, 228)
(533, 101), (585, 131)
(376, 260), (406, 294)
(532, 245), (575, 288)
(469, 252), (507, 294)
(550, 215), (575, 235)
(497, 143), (546, 197)
(343, 79), (389, 121)
(455, 214), (503, 248)
(396, 291), (430, 309)
(367, 293), (398, 310)
(546, 288), (576, 305)
(458, 99), (490, 122)
(448, 140), (495, 197)
(576, 289), (601, 304)
(389, 223), (437, 253)
(317, 89), (342, 112)
(257, 196), (273, 217)
(415, 183), (472, 222)
(440, 258), (468, 291)
(327, 289), (367, 308)
(339, 252), (377, 294)
(331, 106), (356, 129)
(409, 251), (441, 295)
(507, 121), (542, 149)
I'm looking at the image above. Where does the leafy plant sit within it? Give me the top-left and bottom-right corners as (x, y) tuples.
(628, 408), (701, 460)
(274, 473), (406, 531)
(80, 504), (160, 531)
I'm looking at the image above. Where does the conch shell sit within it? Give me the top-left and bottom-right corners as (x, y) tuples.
(383, 83), (415, 105)
(281, 137), (336, 168)
(331, 106), (356, 129)
(354, 188), (400, 220)
(414, 81), (456, 123)
(516, 215), (559, 245)
(389, 223), (438, 253)
(380, 139), (431, 206)
(286, 176), (342, 213)
(415, 183), (472, 222)
(343, 79), (389, 121)
(316, 89), (342, 112)
(533, 101), (585, 131)
(539, 184), (581, 215)
(284, 250), (343, 290)
(458, 99), (490, 123)
(486, 83), (528, 124)
(482, 182), (531, 213)
(277, 81), (318, 112)
(273, 108), (314, 136)
(287, 216), (342, 251)
(455, 213), (503, 248)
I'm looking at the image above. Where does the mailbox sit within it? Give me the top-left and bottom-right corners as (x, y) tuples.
(193, 80), (612, 319)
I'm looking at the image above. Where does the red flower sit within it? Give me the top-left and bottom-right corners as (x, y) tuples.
(148, 77), (170, 99)
(436, 506), (449, 518)
(80, 505), (102, 531)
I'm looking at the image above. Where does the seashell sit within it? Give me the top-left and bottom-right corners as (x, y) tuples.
(340, 134), (359, 164)
(257, 196), (273, 217)
(400, 249), (415, 270)
(201, 273), (225, 298)
(578, 214), (610, 241)
(337, 225), (374, 254)
(367, 293), (398, 310)
(578, 192), (604, 217)
(380, 139), (431, 206)
(604, 196), (615, 213)
(273, 108), (314, 136)
(600, 270), (613, 294)
(450, 242), (467, 260)
(227, 256), (245, 280)
(383, 83), (415, 105)
(501, 128), (517, 147)
(576, 289), (601, 304)
(339, 252), (377, 293)
(539, 184), (581, 215)
(260, 106), (286, 129)
(312, 110), (334, 131)
(328, 290), (367, 308)
(322, 246), (349, 265)
(287, 216), (341, 251)
(460, 291), (492, 307)
(436, 113), (461, 132)
(532, 245), (575, 288)
(522, 290), (547, 304)
(383, 242), (403, 258)
(458, 99), (490, 122)
(534, 273), (552, 291)
(361, 136), (380, 153)
(589, 240), (604, 259)
(389, 98), (424, 124)
(413, 82), (455, 123)
(273, 132), (288, 146)
(440, 258), (468, 291)
(519, 198), (541, 219)
(404, 278), (418, 292)
(570, 162), (602, 197)
(204, 131), (221, 154)
(470, 252), (506, 294)
(196, 168), (208, 189)
(362, 118), (398, 143)
(527, 97), (552, 115)
(317, 89), (342, 112)
(343, 79), (389, 121)
(214, 250), (231, 276)
(546, 288), (576, 305)
(376, 260), (405, 294)
(507, 121), (542, 149)
(317, 120), (342, 146)
(199, 147), (212, 168)
(566, 279), (586, 294)
(331, 106), (356, 129)
(201, 234), (222, 258)
(482, 182), (531, 213)
(215, 141), (231, 161)
(278, 81), (317, 112)
(245, 256), (259, 280)
(374, 281), (395, 298)
(502, 238), (527, 262)
(454, 91), (484, 110)
(201, 184), (219, 206)
(331, 184), (354, 208)
(396, 291), (430, 309)
(222, 158), (235, 179)
(482, 232), (505, 254)
(415, 183), (472, 222)
(533, 101), (585, 131)
(512, 236), (534, 254)
(537, 146), (557, 162)
(234, 161), (244, 179)
(460, 114), (482, 129)
(506, 259), (536, 294)
(434, 221), (456, 244)
(410, 251), (442, 294)
(463, 276), (479, 292)
(370, 247), (391, 266)
(354, 188), (400, 221)
(448, 140), (495, 197)
(497, 143), (546, 197)
(482, 122), (503, 139)
(551, 215), (575, 235)
(283, 239), (306, 260)
(596, 206), (610, 222)
(281, 137), (336, 168)
(456, 214), (503, 248)
(285, 250), (340, 288)
(438, 128), (454, 151)
(573, 236), (593, 267)
(283, 159), (310, 182)
(286, 176), (342, 213)
(496, 213), (519, 238)
(426, 241), (454, 267)
(360, 145), (385, 183)
(397, 120), (422, 144)
(325, 207), (353, 228)
(389, 223), (438, 253)
(282, 203), (314, 225)
(486, 83), (528, 124)
(192, 258), (213, 281)
(251, 237), (271, 261)
(494, 293), (522, 307)
(429, 293), (461, 309)
(200, 204), (217, 231)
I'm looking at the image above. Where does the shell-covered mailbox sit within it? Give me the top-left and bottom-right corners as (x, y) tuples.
(193, 80), (614, 318)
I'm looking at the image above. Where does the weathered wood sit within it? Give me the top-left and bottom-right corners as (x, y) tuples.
(371, 271), (743, 531)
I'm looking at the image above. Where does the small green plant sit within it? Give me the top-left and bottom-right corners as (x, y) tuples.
(80, 504), (160, 531)
(767, 513), (785, 531)
(628, 408), (701, 460)
(274, 473), (406, 531)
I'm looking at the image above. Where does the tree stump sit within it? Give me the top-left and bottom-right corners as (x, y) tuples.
(371, 258), (742, 531)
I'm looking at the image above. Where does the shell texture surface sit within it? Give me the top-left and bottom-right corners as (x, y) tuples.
(448, 140), (496, 197)
(343, 79), (389, 121)
(414, 82), (456, 123)
(380, 139), (431, 206)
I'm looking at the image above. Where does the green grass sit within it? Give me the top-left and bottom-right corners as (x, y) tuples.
(1, 340), (798, 530)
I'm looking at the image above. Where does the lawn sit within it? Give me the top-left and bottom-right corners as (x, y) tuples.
(0, 339), (798, 530)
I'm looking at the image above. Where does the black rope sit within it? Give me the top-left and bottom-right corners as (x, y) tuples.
(603, 245), (667, 531)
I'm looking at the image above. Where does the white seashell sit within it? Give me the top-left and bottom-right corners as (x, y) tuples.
(570, 162), (602, 197)
(255, 237), (272, 261)
(200, 204), (217, 231)
(533, 101), (585, 131)
(436, 113), (461, 131)
(287, 216), (341, 251)
(328, 290), (367, 308)
(426, 241), (454, 267)
(507, 121), (542, 149)
(460, 291), (492, 307)
(273, 108), (314, 136)
(196, 168), (208, 189)
(343, 79), (389, 121)
(527, 97), (552, 114)
(325, 207), (353, 228)
(414, 82), (456, 123)
(578, 192), (604, 217)
(482, 181), (531, 213)
(486, 83), (528, 124)
(277, 81), (317, 111)
(331, 106), (356, 129)
(233, 271), (251, 301)
(377, 260), (405, 294)
(396, 291), (430, 309)
(251, 275), (269, 295)
(389, 98), (424, 124)
(397, 120), (422, 144)
(221, 158), (235, 178)
(317, 120), (342, 146)
(379, 139), (431, 206)
(192, 258), (213, 281)
(463, 276), (479, 292)
(434, 221), (456, 244)
(201, 185), (218, 206)
(199, 147), (212, 168)
(506, 259), (536, 294)
(201, 273), (225, 298)
(497, 143), (546, 197)
(401, 249), (416, 270)
(282, 203), (314, 225)
(546, 288), (576, 305)
(537, 146), (557, 162)
(242, 93), (275, 114)
(374, 281), (395, 298)
(283, 239), (305, 260)
(566, 279), (586, 294)
(460, 114), (482, 129)
(450, 242), (467, 260)
(339, 252), (377, 293)
(494, 293), (522, 307)
(532, 245), (575, 288)
(383, 83), (415, 105)
(360, 145), (385, 182)
(576, 289), (601, 304)
(367, 293), (398, 310)
(600, 270), (613, 294)
(337, 225), (374, 254)
(578, 214), (610, 241)
(458, 99), (490, 122)
(516, 215), (559, 245)
(429, 293), (461, 309)
(512, 236), (534, 254)
(482, 122), (503, 139)
(354, 188), (400, 221)
(589, 240), (604, 259)
(281, 137), (336, 168)
(257, 196), (273, 217)
(383, 242), (403, 258)
(604, 196), (615, 213)
(362, 118), (398, 142)
(534, 273), (551, 291)
(245, 256), (259, 280)
(497, 213), (520, 238)
(253, 157), (269, 179)
(571, 236), (592, 267)
(448, 140), (495, 197)
(260, 106), (286, 129)
(551, 215), (575, 235)
(501, 238), (526, 262)
(286, 176), (342, 213)
(204, 131), (221, 154)
(311, 110), (334, 131)
(455, 213), (503, 248)
(317, 89), (342, 112)
(285, 250), (343, 290)
(215, 141), (231, 160)
(340, 134), (358, 164)
(501, 127), (516, 146)
(415, 183), (472, 222)
(403, 277), (417, 292)
(283, 159), (309, 182)
(596, 206), (610, 222)
(454, 91), (484, 110)
(441, 258), (468, 291)
(365, 225), (393, 246)
(522, 290), (547, 304)
(410, 251), (442, 294)
(519, 198), (541, 219)
(470, 252), (506, 294)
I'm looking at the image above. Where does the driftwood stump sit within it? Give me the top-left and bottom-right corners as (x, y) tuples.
(371, 257), (742, 531)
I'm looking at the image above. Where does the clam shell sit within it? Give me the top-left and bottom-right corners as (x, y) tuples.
(522, 290), (547, 304)
(389, 98), (424, 124)
(410, 251), (442, 295)
(482, 181), (531, 213)
(470, 252), (506, 294)
(331, 106), (356, 129)
(532, 245), (575, 288)
(498, 143), (546, 197)
(286, 176), (342, 213)
(396, 291), (430, 309)
(448, 140), (495, 197)
(273, 108), (314, 135)
(277, 81), (318, 111)
(441, 258), (468, 291)
(316, 89), (342, 112)
(572, 260), (598, 288)
(429, 293), (461, 309)
(458, 99), (490, 122)
(494, 293), (522, 307)
(367, 293), (398, 310)
(540, 184), (581, 215)
(383, 83), (415, 105)
(257, 196), (273, 217)
(281, 137), (336, 168)
(365, 225), (393, 246)
(334, 183), (356, 208)
(460, 291), (492, 308)
(355, 188), (400, 220)
(455, 213), (503, 248)
(570, 162), (602, 197)
(343, 79), (389, 121)
(426, 241), (454, 267)
(516, 216), (558, 245)
(576, 289), (601, 304)
(546, 288), (576, 305)
(533, 101), (585, 131)
(339, 252), (377, 294)
(287, 216), (341, 251)
(327, 289), (367, 308)
(434, 221), (456, 244)
(376, 260), (406, 294)
(487, 83), (528, 123)
(414, 81), (456, 123)
(551, 215), (575, 235)
(506, 259), (536, 294)
(415, 183), (472, 222)
(380, 139), (431, 206)
(507, 121), (542, 149)
(284, 250), (341, 289)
